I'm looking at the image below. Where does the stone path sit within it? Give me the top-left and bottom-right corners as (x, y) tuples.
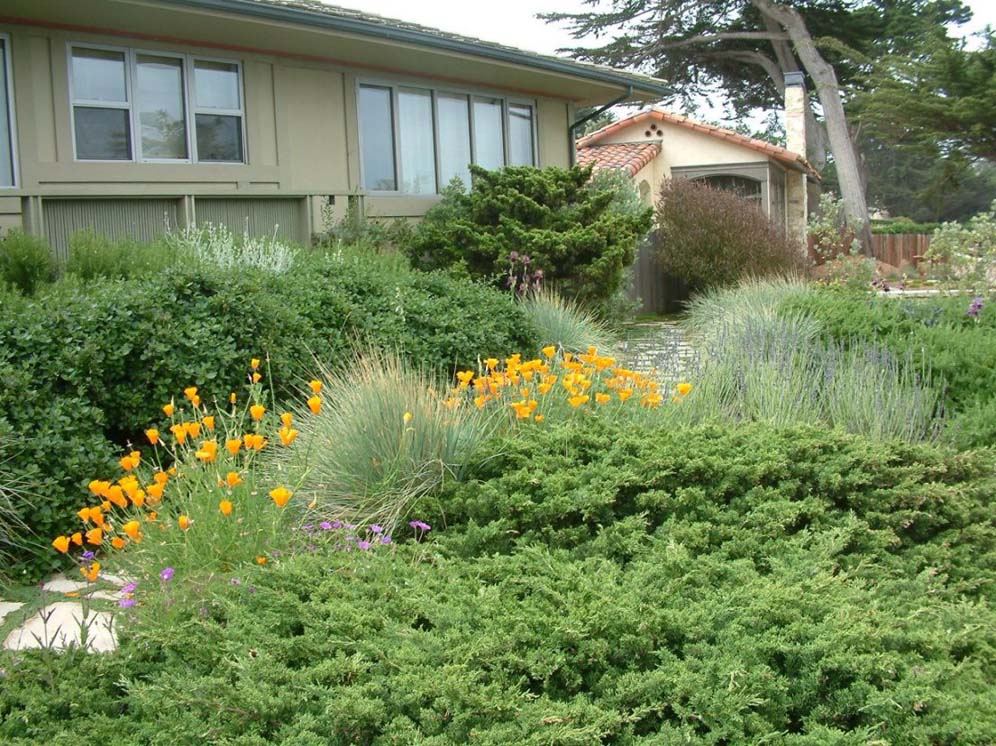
(615, 320), (698, 381)
(1, 573), (127, 653)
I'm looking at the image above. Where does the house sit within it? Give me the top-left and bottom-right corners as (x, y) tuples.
(0, 0), (668, 257)
(576, 79), (820, 246)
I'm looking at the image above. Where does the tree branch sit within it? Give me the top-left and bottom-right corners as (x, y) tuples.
(722, 51), (786, 91)
(646, 30), (790, 52)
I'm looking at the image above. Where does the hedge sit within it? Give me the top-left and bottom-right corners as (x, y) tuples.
(0, 421), (993, 743)
(0, 254), (536, 579)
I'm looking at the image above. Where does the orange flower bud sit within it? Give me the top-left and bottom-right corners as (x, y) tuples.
(251, 358), (261, 370)
(178, 515), (192, 530)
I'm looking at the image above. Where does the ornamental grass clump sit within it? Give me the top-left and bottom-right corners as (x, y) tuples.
(518, 288), (614, 354)
(282, 352), (495, 532)
(48, 358), (322, 591)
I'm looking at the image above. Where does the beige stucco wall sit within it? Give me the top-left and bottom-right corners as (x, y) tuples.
(0, 13), (577, 239)
(600, 120), (768, 180)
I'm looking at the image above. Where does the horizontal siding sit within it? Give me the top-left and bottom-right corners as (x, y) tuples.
(195, 198), (306, 245)
(43, 198), (180, 261)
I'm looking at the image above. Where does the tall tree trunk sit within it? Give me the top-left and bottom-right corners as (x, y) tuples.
(752, 0), (873, 252)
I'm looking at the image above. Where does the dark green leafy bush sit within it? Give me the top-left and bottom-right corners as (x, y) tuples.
(0, 230), (56, 295)
(780, 288), (996, 447)
(63, 230), (179, 281)
(0, 422), (993, 743)
(403, 165), (652, 309)
(653, 178), (808, 291)
(0, 254), (535, 578)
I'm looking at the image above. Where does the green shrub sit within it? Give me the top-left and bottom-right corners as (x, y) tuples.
(0, 253), (535, 578)
(653, 178), (807, 291)
(0, 230), (55, 295)
(64, 230), (178, 281)
(403, 164), (652, 309)
(871, 218), (943, 235)
(924, 200), (996, 287)
(1, 422), (993, 743)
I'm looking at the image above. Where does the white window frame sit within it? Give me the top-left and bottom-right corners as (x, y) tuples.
(357, 78), (537, 195)
(0, 33), (19, 188)
(68, 42), (247, 165)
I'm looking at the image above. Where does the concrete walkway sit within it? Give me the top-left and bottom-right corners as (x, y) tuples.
(615, 320), (698, 381)
(1, 573), (129, 653)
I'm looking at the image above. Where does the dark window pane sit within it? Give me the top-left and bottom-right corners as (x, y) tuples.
(358, 85), (396, 191)
(74, 106), (131, 160)
(195, 114), (243, 162)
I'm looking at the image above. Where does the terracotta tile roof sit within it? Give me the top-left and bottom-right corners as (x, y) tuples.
(576, 109), (821, 179)
(576, 141), (662, 177)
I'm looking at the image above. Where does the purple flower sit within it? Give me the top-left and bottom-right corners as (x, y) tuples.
(121, 581), (138, 595)
(408, 520), (432, 532)
(357, 541), (371, 550)
(369, 524), (383, 534)
(345, 535), (357, 542)
(159, 567), (174, 583)
(230, 578), (241, 586)
(301, 524), (314, 532)
(380, 536), (393, 545)
(118, 598), (136, 608)
(319, 521), (333, 531)
(521, 255), (531, 265)
(81, 550), (96, 562)
(508, 250), (519, 262)
(332, 521), (344, 530)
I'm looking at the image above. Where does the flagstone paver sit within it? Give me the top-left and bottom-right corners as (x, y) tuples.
(0, 601), (24, 625)
(3, 601), (117, 652)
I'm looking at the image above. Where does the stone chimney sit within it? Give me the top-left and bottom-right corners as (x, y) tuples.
(783, 71), (809, 249)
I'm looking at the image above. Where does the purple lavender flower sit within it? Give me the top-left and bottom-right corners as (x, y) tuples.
(408, 520), (432, 532)
(332, 521), (344, 529)
(301, 524), (314, 532)
(380, 536), (393, 545)
(118, 598), (136, 608)
(357, 540), (371, 550)
(369, 524), (383, 534)
(81, 550), (96, 562)
(159, 567), (174, 583)
(320, 521), (333, 531)
(121, 581), (138, 595)
(968, 296), (985, 318)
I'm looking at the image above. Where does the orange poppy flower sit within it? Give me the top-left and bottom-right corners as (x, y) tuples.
(88, 480), (110, 498)
(278, 427), (298, 446)
(146, 482), (165, 502)
(70, 531), (83, 546)
(186, 422), (202, 439)
(170, 423), (188, 444)
(567, 395), (590, 408)
(676, 382), (693, 396)
(80, 562), (100, 582)
(145, 428), (160, 445)
(184, 386), (198, 401)
(542, 345), (557, 359)
(203, 415), (215, 431)
(269, 486), (292, 508)
(178, 515), (192, 530)
(229, 392), (237, 404)
(224, 471), (243, 488)
(163, 401), (175, 417)
(250, 404), (266, 421)
(85, 527), (103, 545)
(308, 379), (323, 394)
(225, 438), (243, 456)
(52, 536), (70, 554)
(122, 520), (141, 540)
(255, 555), (267, 565)
(307, 396), (321, 415)
(219, 500), (233, 516)
(153, 471), (170, 485)
(595, 393), (611, 405)
(195, 440), (218, 463)
(111, 537), (127, 549)
(280, 412), (293, 428)
(106, 486), (128, 509)
(251, 358), (261, 370)
(252, 372), (262, 384)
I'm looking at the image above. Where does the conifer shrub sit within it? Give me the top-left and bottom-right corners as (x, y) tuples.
(403, 165), (652, 309)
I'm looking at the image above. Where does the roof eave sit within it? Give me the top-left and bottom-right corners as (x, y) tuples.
(162, 0), (670, 99)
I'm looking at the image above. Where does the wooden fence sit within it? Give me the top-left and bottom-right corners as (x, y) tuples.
(631, 234), (933, 315)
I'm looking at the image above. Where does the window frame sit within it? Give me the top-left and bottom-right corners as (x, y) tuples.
(0, 32), (19, 188)
(357, 78), (537, 195)
(68, 42), (247, 165)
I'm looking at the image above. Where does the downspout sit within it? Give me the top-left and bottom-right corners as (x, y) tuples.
(567, 85), (633, 166)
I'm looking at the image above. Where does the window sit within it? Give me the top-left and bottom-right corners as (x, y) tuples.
(508, 103), (535, 167)
(69, 45), (245, 163)
(358, 85), (396, 191)
(0, 34), (17, 187)
(358, 82), (536, 193)
(436, 94), (471, 189)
